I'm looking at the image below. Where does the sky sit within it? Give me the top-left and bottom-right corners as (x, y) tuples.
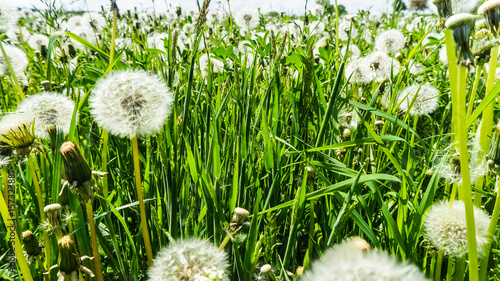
(13, 0), (396, 15)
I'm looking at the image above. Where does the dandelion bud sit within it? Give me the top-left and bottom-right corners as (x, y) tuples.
(22, 230), (41, 257)
(487, 123), (500, 175)
(56, 235), (92, 281)
(260, 264), (276, 281)
(478, 0), (500, 37)
(375, 120), (384, 126)
(59, 142), (93, 201)
(47, 124), (57, 150)
(232, 207), (250, 225)
(433, 0), (453, 26)
(426, 169), (435, 177)
(445, 13), (477, 67)
(44, 203), (64, 237)
(295, 266), (304, 278)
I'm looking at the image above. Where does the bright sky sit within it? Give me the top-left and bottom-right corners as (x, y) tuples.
(14, 0), (396, 15)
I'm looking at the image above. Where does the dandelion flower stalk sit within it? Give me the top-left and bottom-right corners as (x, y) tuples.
(132, 136), (154, 265)
(0, 39), (25, 101)
(446, 13), (479, 281)
(0, 190), (33, 281)
(105, 0), (119, 75)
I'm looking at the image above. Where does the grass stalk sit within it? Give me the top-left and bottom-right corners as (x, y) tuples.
(104, 7), (118, 75)
(0, 39), (25, 101)
(132, 135), (154, 266)
(27, 154), (51, 269)
(85, 200), (104, 281)
(435, 249), (444, 281)
(455, 65), (478, 281)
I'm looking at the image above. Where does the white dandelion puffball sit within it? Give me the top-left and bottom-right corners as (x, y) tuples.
(147, 238), (229, 281)
(365, 51), (400, 82)
(397, 84), (439, 116)
(235, 7), (260, 31)
(0, 0), (17, 32)
(0, 44), (28, 77)
(28, 34), (49, 52)
(424, 200), (490, 258)
(70, 26), (97, 49)
(303, 237), (427, 281)
(16, 92), (77, 139)
(345, 57), (373, 84)
(375, 29), (406, 55)
(90, 70), (174, 138)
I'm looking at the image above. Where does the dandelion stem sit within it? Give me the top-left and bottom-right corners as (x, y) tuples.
(435, 249), (444, 281)
(456, 65), (479, 281)
(479, 176), (500, 280)
(474, 46), (499, 207)
(445, 29), (458, 140)
(36, 256), (49, 281)
(27, 154), (51, 269)
(132, 136), (154, 266)
(100, 130), (109, 198)
(219, 234), (231, 251)
(454, 258), (465, 281)
(85, 200), (104, 281)
(466, 66), (481, 119)
(0, 39), (25, 101)
(0, 189), (33, 281)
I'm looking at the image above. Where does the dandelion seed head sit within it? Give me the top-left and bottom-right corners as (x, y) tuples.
(365, 51), (400, 82)
(452, 0), (481, 14)
(81, 12), (106, 31)
(27, 34), (49, 52)
(340, 44), (361, 60)
(409, 63), (425, 75)
(67, 15), (84, 30)
(345, 58), (373, 84)
(235, 7), (260, 31)
(90, 70), (174, 138)
(397, 84), (439, 116)
(424, 200), (490, 258)
(147, 238), (229, 281)
(0, 1), (18, 32)
(0, 44), (28, 77)
(303, 237), (427, 281)
(375, 29), (406, 55)
(338, 21), (359, 42)
(70, 26), (96, 49)
(16, 92), (76, 140)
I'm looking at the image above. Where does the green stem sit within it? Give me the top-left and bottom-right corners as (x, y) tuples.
(479, 176), (500, 280)
(0, 39), (25, 101)
(0, 189), (33, 280)
(445, 29), (458, 140)
(456, 65), (479, 281)
(447, 258), (454, 281)
(27, 154), (51, 269)
(466, 66), (481, 120)
(219, 234), (231, 251)
(86, 201), (104, 281)
(36, 256), (49, 281)
(104, 9), (118, 75)
(100, 130), (109, 198)
(132, 136), (154, 266)
(475, 46), (499, 206)
(435, 250), (444, 281)
(453, 258), (465, 281)
(2, 168), (8, 206)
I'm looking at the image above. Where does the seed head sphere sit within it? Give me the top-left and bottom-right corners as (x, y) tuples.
(90, 70), (174, 138)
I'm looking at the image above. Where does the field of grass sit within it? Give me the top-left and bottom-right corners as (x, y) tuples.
(2, 0), (500, 280)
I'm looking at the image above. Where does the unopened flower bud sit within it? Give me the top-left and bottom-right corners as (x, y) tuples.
(488, 123), (500, 175)
(22, 230), (41, 257)
(59, 142), (94, 201)
(57, 235), (80, 280)
(260, 264), (276, 281)
(478, 0), (500, 37)
(343, 128), (351, 138)
(232, 207), (250, 225)
(41, 80), (50, 91)
(445, 14), (477, 67)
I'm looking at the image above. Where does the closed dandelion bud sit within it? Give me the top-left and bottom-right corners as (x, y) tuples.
(375, 120), (385, 127)
(22, 230), (41, 257)
(47, 124), (57, 150)
(57, 235), (80, 280)
(433, 0), (453, 26)
(44, 203), (64, 237)
(295, 266), (304, 278)
(445, 13), (477, 67)
(261, 264), (276, 281)
(478, 0), (500, 37)
(59, 142), (93, 201)
(232, 207), (250, 225)
(487, 123), (500, 175)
